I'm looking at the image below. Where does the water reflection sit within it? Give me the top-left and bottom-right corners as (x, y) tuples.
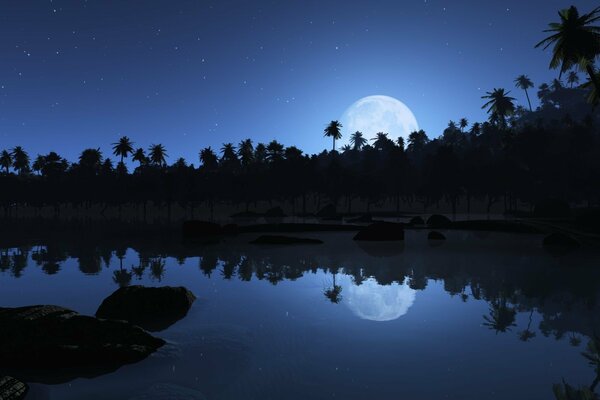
(345, 278), (416, 322)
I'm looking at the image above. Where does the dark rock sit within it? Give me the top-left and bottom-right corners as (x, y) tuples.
(264, 207), (286, 218)
(222, 223), (239, 235)
(428, 231), (446, 240)
(0, 376), (28, 400)
(534, 199), (571, 218)
(543, 233), (580, 248)
(0, 305), (164, 383)
(353, 222), (404, 241)
(238, 223), (361, 233)
(409, 216), (425, 225)
(346, 214), (373, 223)
(354, 241), (404, 257)
(96, 286), (196, 332)
(249, 235), (323, 245)
(315, 204), (337, 218)
(427, 214), (452, 228)
(182, 220), (222, 238)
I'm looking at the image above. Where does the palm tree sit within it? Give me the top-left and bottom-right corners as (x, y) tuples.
(459, 118), (469, 132)
(11, 146), (30, 175)
(481, 88), (516, 128)
(371, 132), (394, 151)
(349, 131), (367, 150)
(199, 147), (218, 170)
(32, 155), (46, 175)
(514, 75), (534, 111)
(220, 143), (237, 163)
(0, 150), (11, 174)
(535, 5), (600, 93)
(79, 148), (103, 173)
(567, 71), (580, 87)
(132, 148), (147, 167)
(324, 120), (342, 151)
(582, 69), (600, 104)
(237, 139), (254, 166)
(148, 144), (167, 167)
(111, 136), (134, 163)
(266, 140), (284, 162)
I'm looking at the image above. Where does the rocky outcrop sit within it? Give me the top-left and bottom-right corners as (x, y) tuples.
(353, 222), (404, 241)
(96, 286), (196, 332)
(0, 376), (28, 400)
(0, 305), (164, 382)
(427, 231), (446, 240)
(409, 216), (425, 225)
(249, 235), (323, 245)
(426, 214), (452, 228)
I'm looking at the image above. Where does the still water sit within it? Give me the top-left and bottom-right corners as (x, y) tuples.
(0, 230), (598, 399)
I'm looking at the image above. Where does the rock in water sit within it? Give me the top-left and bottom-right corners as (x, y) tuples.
(353, 222), (404, 241)
(542, 233), (580, 248)
(0, 376), (28, 400)
(0, 305), (164, 383)
(96, 286), (196, 332)
(409, 216), (425, 225)
(426, 214), (452, 228)
(249, 235), (323, 245)
(182, 221), (222, 238)
(427, 231), (446, 240)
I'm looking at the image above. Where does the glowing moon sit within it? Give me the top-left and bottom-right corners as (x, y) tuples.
(341, 95), (419, 142)
(344, 278), (416, 322)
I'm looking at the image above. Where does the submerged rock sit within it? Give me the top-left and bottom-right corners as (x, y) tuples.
(426, 214), (452, 228)
(542, 233), (580, 248)
(353, 222), (405, 241)
(0, 305), (164, 383)
(427, 231), (446, 240)
(182, 221), (222, 238)
(249, 235), (323, 245)
(0, 376), (28, 400)
(96, 286), (196, 332)
(409, 216), (425, 225)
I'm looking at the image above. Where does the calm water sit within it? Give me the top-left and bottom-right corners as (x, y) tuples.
(1, 230), (599, 400)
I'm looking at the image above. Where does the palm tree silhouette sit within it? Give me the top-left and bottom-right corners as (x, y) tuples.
(482, 297), (517, 333)
(349, 131), (367, 150)
(237, 139), (254, 166)
(112, 136), (134, 163)
(459, 118), (469, 132)
(132, 147), (147, 167)
(514, 75), (534, 111)
(0, 150), (11, 174)
(32, 155), (45, 175)
(266, 140), (284, 162)
(371, 132), (394, 151)
(148, 144), (167, 167)
(220, 143), (237, 163)
(582, 69), (600, 104)
(535, 5), (600, 94)
(11, 146), (30, 175)
(481, 88), (516, 128)
(567, 71), (580, 88)
(324, 120), (342, 151)
(200, 147), (218, 170)
(79, 148), (103, 174)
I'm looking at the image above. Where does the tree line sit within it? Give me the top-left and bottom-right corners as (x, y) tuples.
(0, 5), (599, 219)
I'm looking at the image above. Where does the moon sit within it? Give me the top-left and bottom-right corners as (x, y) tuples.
(341, 95), (419, 143)
(344, 278), (416, 322)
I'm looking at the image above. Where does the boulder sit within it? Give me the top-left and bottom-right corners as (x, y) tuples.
(346, 214), (373, 223)
(96, 286), (196, 332)
(249, 235), (323, 245)
(0, 305), (164, 382)
(0, 376), (28, 400)
(534, 199), (571, 218)
(542, 233), (580, 248)
(427, 214), (452, 228)
(353, 222), (405, 241)
(315, 204), (337, 219)
(264, 207), (286, 218)
(409, 216), (425, 225)
(182, 221), (222, 238)
(427, 231), (446, 240)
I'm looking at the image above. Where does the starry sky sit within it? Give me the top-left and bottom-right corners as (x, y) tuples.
(0, 0), (597, 165)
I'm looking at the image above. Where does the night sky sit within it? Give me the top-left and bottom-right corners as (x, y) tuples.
(1, 0), (597, 165)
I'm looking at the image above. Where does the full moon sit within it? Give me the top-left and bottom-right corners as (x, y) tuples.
(344, 278), (416, 322)
(341, 95), (419, 143)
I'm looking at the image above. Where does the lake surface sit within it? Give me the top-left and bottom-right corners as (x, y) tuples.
(1, 230), (599, 400)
